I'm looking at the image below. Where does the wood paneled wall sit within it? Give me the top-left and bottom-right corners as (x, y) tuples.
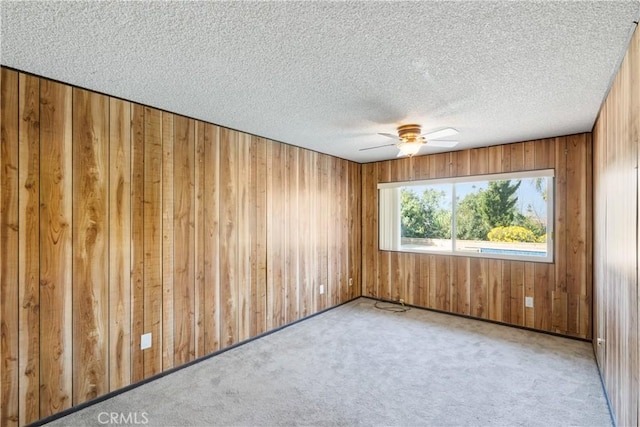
(593, 26), (639, 427)
(0, 68), (362, 426)
(362, 135), (593, 339)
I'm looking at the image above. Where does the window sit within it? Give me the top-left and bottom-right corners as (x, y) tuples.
(378, 170), (554, 262)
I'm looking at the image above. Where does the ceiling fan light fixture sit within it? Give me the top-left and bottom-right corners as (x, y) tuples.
(364, 125), (459, 156)
(397, 141), (422, 157)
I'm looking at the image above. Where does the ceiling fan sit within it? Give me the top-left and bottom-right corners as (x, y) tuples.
(360, 124), (459, 157)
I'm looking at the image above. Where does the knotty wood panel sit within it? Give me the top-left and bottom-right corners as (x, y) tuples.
(161, 112), (174, 370)
(553, 137), (568, 332)
(510, 261), (525, 326)
(173, 115), (195, 364)
(285, 145), (299, 322)
(1, 67), (20, 427)
(249, 137), (267, 336)
(469, 150), (489, 320)
(265, 142), (277, 328)
(414, 256), (428, 307)
(237, 132), (251, 341)
(18, 73), (40, 425)
(194, 122), (206, 356)
(487, 259), (502, 321)
(426, 256), (437, 308)
(108, 98), (131, 391)
(72, 88), (109, 404)
(298, 150), (312, 317)
(318, 155), (330, 311)
(349, 161), (362, 300)
(39, 79), (73, 417)
(203, 124), (220, 354)
(250, 137), (267, 335)
(453, 151), (471, 315)
(219, 128), (238, 346)
(389, 160), (406, 303)
(583, 135), (593, 340)
(267, 141), (285, 326)
(533, 139), (555, 332)
(334, 159), (344, 304)
(565, 133), (589, 336)
(524, 262), (535, 328)
(592, 27), (639, 427)
(434, 256), (451, 311)
(143, 107), (163, 377)
(377, 161), (391, 301)
(487, 145), (507, 323)
(362, 135), (592, 339)
(338, 161), (348, 302)
(1, 68), (362, 425)
(308, 152), (320, 313)
(130, 104), (145, 384)
(509, 143), (524, 172)
(500, 260), (512, 323)
(593, 96), (607, 379)
(533, 263), (552, 331)
(361, 163), (378, 298)
(470, 258), (488, 319)
(454, 257), (470, 315)
(341, 160), (351, 302)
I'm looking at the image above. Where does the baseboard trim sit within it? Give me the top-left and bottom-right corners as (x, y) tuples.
(29, 296), (361, 427)
(363, 296), (592, 343)
(592, 346), (618, 427)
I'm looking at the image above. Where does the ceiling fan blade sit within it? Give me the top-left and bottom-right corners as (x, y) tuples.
(359, 143), (396, 152)
(378, 133), (400, 140)
(396, 151), (406, 158)
(422, 128), (458, 140)
(427, 140), (459, 148)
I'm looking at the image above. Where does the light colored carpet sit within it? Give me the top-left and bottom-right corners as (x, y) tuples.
(47, 298), (611, 427)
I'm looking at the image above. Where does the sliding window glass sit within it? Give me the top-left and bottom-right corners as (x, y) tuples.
(378, 170), (554, 262)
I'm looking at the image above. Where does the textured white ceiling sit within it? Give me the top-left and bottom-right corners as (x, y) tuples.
(2, 1), (639, 162)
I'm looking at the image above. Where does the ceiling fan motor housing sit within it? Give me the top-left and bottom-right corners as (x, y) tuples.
(397, 124), (423, 142)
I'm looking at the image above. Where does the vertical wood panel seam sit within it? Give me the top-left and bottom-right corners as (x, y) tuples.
(16, 71), (21, 425)
(107, 95), (111, 394)
(70, 83), (74, 408)
(37, 72), (43, 423)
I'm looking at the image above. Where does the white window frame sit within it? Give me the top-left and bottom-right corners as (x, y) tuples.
(378, 169), (555, 263)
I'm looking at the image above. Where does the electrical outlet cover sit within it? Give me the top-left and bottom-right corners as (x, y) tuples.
(525, 297), (534, 308)
(141, 333), (152, 350)
(319, 285), (325, 294)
